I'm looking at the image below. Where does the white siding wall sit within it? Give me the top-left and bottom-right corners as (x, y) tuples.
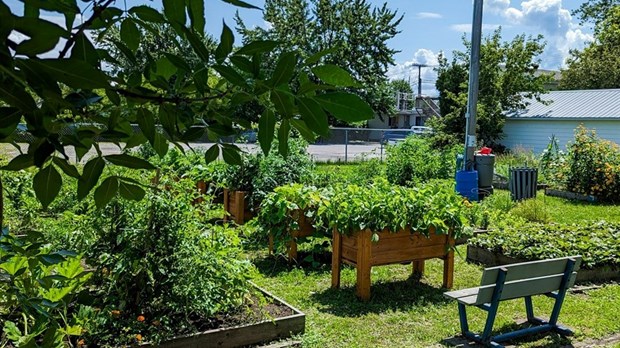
(501, 119), (620, 154)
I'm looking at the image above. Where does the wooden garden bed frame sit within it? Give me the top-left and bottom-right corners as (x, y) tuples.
(223, 189), (253, 224)
(331, 227), (455, 301)
(143, 284), (305, 348)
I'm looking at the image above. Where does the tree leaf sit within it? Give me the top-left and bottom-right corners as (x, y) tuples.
(314, 92), (374, 122)
(236, 40), (279, 56)
(311, 64), (360, 87)
(229, 55), (254, 74)
(0, 81), (38, 112)
(136, 108), (155, 142)
(3, 154), (34, 171)
(71, 32), (99, 66)
(221, 144), (242, 165)
(180, 126), (206, 142)
(154, 56), (177, 80)
(52, 157), (80, 178)
(78, 157), (104, 200)
(290, 119), (316, 142)
(24, 58), (109, 89)
(120, 18), (141, 52)
(270, 87), (295, 117)
(33, 165), (62, 209)
(0, 107), (21, 139)
(94, 177), (118, 209)
(118, 181), (145, 201)
(205, 144), (220, 164)
(215, 21), (234, 63)
(220, 0), (261, 10)
(278, 119), (290, 157)
(187, 0), (205, 34)
(13, 17), (68, 56)
(269, 51), (296, 87)
(181, 27), (210, 63)
(213, 64), (248, 88)
(129, 5), (165, 23)
(105, 154), (155, 170)
(162, 0), (185, 26)
(297, 97), (329, 136)
(304, 47), (337, 66)
(258, 109), (275, 155)
(152, 132), (168, 158)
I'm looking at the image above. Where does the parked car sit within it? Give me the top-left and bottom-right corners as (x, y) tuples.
(381, 126), (433, 145)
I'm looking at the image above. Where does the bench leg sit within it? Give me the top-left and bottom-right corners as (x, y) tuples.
(524, 296), (544, 325)
(457, 303), (469, 335)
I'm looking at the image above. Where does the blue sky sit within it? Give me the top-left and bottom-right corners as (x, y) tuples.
(7, 0), (594, 94)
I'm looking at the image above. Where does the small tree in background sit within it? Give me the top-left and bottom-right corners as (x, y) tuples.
(431, 29), (550, 148)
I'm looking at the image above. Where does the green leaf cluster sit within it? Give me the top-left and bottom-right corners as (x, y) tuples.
(470, 220), (620, 269)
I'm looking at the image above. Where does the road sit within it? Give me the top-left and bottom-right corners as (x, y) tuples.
(0, 142), (387, 163)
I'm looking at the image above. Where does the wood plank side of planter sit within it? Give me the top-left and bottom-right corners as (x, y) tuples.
(467, 245), (620, 283)
(147, 286), (305, 348)
(223, 189), (253, 224)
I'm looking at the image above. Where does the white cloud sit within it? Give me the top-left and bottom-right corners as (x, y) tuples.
(450, 23), (502, 33)
(415, 12), (442, 19)
(484, 0), (593, 68)
(388, 49), (440, 96)
(263, 20), (273, 30)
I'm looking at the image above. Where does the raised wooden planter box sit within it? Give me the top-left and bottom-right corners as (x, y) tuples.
(268, 210), (315, 262)
(223, 189), (254, 224)
(467, 245), (620, 283)
(143, 285), (305, 348)
(331, 227), (455, 301)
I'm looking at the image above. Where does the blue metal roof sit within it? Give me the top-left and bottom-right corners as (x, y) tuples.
(506, 89), (620, 119)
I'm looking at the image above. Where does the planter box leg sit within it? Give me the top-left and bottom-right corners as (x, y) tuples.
(443, 249), (455, 289)
(268, 234), (274, 255)
(413, 260), (425, 277)
(331, 228), (342, 289)
(223, 189), (229, 222)
(356, 230), (372, 301)
(235, 191), (245, 224)
(288, 238), (298, 263)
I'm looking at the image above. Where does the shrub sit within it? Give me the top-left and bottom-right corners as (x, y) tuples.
(385, 136), (461, 186)
(510, 198), (551, 223)
(470, 221), (620, 269)
(562, 126), (620, 201)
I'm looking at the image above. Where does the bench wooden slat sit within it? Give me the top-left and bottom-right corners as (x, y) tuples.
(475, 271), (578, 305)
(480, 256), (582, 286)
(444, 287), (480, 300)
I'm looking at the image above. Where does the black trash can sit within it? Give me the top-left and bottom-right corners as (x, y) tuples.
(509, 167), (538, 201)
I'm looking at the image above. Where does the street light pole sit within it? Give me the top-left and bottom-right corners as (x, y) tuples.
(463, 0), (484, 170)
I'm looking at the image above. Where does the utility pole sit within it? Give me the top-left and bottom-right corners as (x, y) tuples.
(411, 63), (427, 96)
(463, 0), (484, 170)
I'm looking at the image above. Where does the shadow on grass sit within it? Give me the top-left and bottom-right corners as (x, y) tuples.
(309, 274), (451, 317)
(252, 251), (334, 278)
(441, 321), (574, 347)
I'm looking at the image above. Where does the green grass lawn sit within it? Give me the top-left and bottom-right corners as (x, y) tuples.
(251, 246), (620, 347)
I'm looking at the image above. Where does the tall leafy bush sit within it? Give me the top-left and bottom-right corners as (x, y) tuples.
(386, 136), (461, 186)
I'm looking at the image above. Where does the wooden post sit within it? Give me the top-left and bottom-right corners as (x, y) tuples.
(413, 260), (425, 277)
(268, 234), (274, 255)
(356, 229), (372, 301)
(443, 236), (455, 289)
(331, 227), (342, 289)
(235, 191), (245, 224)
(288, 237), (298, 263)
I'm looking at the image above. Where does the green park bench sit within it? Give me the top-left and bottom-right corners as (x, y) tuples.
(444, 256), (582, 347)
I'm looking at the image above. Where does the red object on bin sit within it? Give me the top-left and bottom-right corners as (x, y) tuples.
(479, 147), (492, 155)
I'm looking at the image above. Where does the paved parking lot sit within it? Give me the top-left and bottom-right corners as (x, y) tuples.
(0, 142), (387, 163)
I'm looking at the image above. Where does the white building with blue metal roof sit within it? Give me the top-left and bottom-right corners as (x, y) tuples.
(501, 89), (620, 153)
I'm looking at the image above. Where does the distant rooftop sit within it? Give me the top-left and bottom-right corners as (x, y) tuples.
(506, 89), (620, 119)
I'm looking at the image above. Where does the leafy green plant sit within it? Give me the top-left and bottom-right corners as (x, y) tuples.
(319, 179), (467, 239)
(470, 220), (620, 269)
(510, 198), (551, 223)
(257, 184), (329, 246)
(83, 178), (256, 346)
(0, 228), (92, 347)
(385, 136), (461, 186)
